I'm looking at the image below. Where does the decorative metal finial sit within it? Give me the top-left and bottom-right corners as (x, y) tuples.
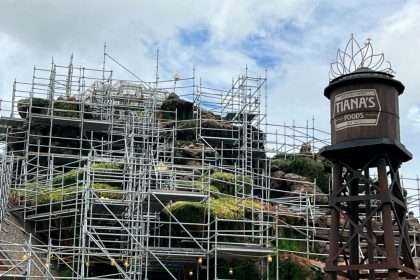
(329, 34), (394, 80)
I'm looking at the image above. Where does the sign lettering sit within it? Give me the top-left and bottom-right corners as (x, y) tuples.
(334, 89), (381, 131)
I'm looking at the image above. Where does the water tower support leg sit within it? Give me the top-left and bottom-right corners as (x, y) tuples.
(377, 158), (399, 279)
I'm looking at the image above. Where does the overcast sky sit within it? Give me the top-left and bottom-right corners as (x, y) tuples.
(0, 0), (420, 176)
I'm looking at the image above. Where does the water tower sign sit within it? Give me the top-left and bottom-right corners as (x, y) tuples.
(333, 88), (380, 130)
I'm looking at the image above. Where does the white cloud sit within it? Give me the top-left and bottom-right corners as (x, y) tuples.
(408, 106), (420, 126)
(0, 0), (420, 174)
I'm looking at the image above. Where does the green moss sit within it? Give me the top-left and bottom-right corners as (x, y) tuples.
(11, 162), (126, 206)
(11, 183), (77, 204)
(209, 197), (242, 219)
(11, 182), (122, 205)
(52, 169), (82, 186)
(166, 197), (262, 221)
(209, 172), (252, 195)
(92, 183), (124, 199)
(188, 180), (220, 195)
(50, 162), (122, 187)
(91, 162), (124, 170)
(209, 196), (262, 219)
(166, 201), (205, 223)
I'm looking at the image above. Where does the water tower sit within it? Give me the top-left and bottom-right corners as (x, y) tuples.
(320, 35), (417, 279)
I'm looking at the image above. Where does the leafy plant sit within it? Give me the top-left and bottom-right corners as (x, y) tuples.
(272, 155), (331, 193)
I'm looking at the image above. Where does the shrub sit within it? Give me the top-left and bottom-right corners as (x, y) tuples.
(271, 158), (291, 171)
(165, 197), (262, 222)
(271, 155), (330, 193)
(166, 201), (206, 223)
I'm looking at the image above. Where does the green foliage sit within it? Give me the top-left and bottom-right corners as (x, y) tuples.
(54, 100), (80, 117)
(16, 97), (95, 119)
(166, 197), (262, 222)
(11, 184), (76, 204)
(31, 97), (50, 108)
(52, 169), (82, 186)
(92, 183), (124, 199)
(91, 162), (124, 170)
(50, 162), (122, 187)
(17, 97), (50, 118)
(209, 197), (242, 219)
(266, 256), (324, 280)
(272, 155), (330, 193)
(209, 172), (252, 195)
(160, 93), (194, 120)
(277, 259), (310, 280)
(215, 259), (260, 280)
(271, 158), (291, 171)
(11, 162), (125, 206)
(187, 180), (220, 195)
(209, 196), (262, 219)
(278, 227), (306, 252)
(55, 267), (73, 277)
(12, 182), (123, 205)
(175, 120), (197, 141)
(166, 201), (205, 223)
(278, 239), (304, 252)
(210, 196), (262, 219)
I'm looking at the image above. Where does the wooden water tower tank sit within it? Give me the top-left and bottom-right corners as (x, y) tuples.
(325, 69), (404, 144)
(320, 44), (411, 165)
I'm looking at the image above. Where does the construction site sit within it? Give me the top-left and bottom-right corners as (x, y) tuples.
(0, 45), (419, 280)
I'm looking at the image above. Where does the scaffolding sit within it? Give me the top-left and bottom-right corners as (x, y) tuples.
(0, 53), (418, 279)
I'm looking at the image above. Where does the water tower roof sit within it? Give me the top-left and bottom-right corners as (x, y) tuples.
(324, 70), (404, 99)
